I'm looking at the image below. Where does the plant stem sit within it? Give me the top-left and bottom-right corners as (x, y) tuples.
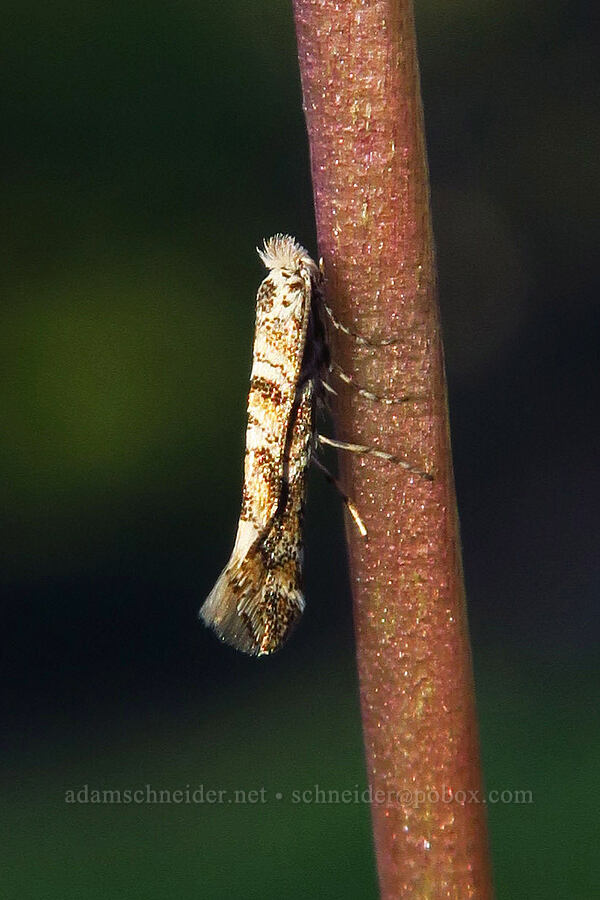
(293, 1), (494, 896)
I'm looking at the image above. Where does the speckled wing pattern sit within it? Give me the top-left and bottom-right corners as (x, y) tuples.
(200, 235), (322, 655)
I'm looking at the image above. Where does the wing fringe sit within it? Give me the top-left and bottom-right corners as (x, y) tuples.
(200, 540), (304, 656)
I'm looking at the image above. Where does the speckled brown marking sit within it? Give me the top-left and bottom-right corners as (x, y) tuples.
(240, 486), (263, 530)
(200, 235), (325, 655)
(246, 446), (280, 490)
(249, 375), (287, 409)
(254, 351), (290, 376)
(257, 276), (277, 313)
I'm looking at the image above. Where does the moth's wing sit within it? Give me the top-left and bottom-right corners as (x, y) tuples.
(200, 526), (304, 656)
(200, 541), (269, 655)
(201, 238), (318, 653)
(237, 255), (313, 544)
(201, 381), (314, 656)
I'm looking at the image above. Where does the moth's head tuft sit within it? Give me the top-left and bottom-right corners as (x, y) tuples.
(258, 234), (317, 276)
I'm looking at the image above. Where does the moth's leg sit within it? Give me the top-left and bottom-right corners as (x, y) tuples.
(322, 301), (401, 347)
(314, 382), (336, 424)
(317, 434), (433, 481)
(328, 362), (424, 405)
(320, 379), (338, 397)
(317, 257), (403, 347)
(311, 455), (367, 538)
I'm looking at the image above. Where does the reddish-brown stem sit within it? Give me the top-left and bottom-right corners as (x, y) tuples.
(293, 1), (493, 896)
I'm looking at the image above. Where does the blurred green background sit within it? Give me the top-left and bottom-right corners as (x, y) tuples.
(2, 1), (598, 897)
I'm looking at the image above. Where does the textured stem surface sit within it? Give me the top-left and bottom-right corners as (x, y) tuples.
(293, 1), (493, 896)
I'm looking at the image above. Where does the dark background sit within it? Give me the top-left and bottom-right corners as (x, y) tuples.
(2, 2), (598, 897)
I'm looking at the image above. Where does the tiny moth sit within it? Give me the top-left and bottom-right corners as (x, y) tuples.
(200, 235), (326, 655)
(200, 235), (431, 656)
